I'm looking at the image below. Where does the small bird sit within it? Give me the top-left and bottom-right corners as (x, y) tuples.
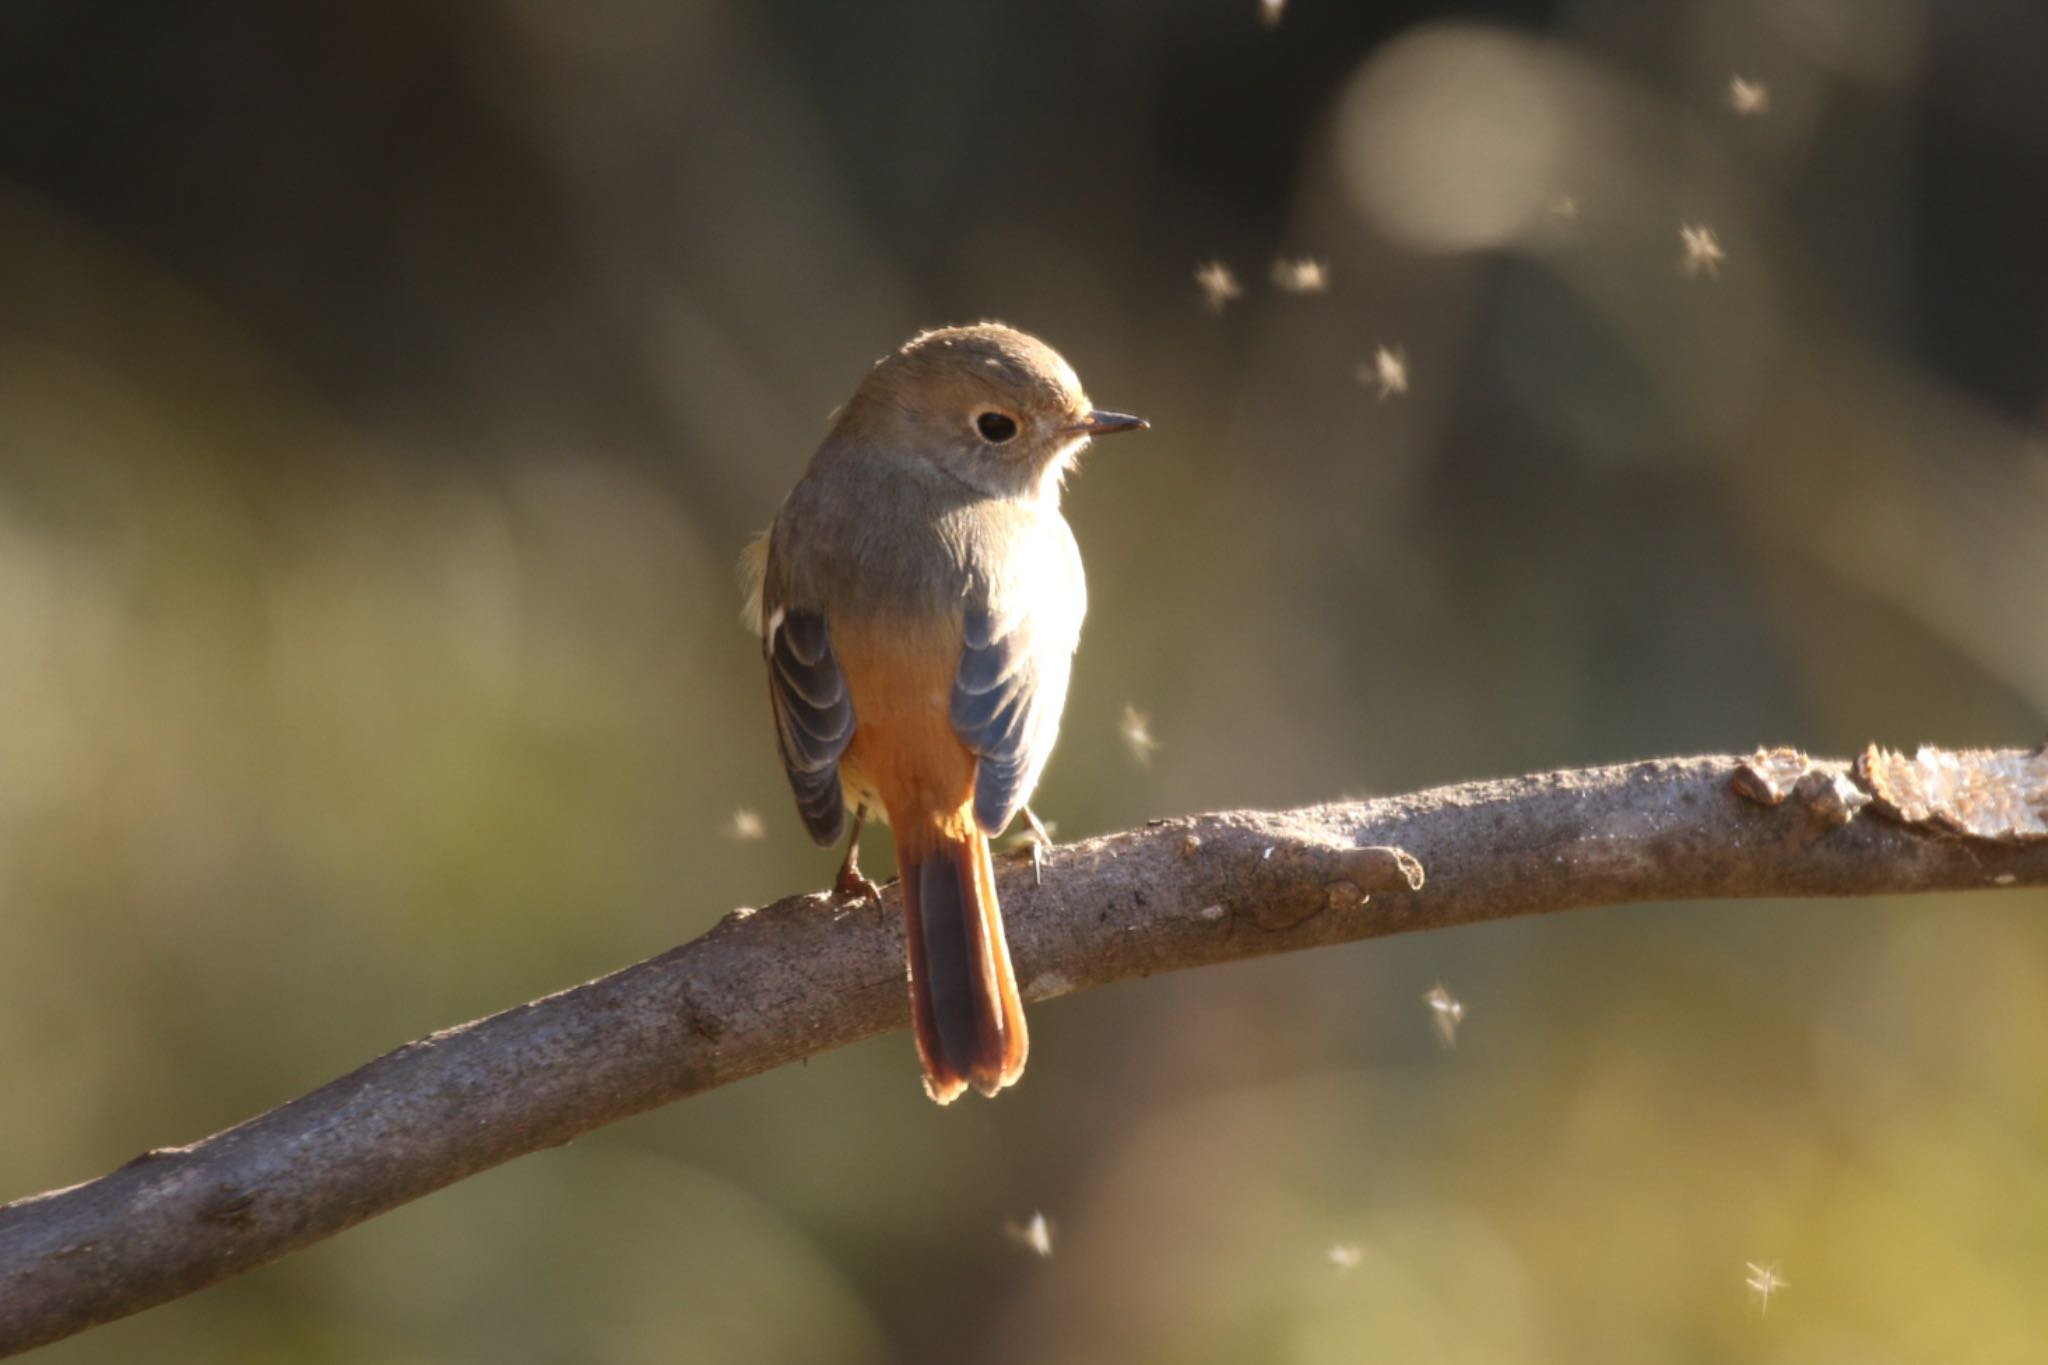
(742, 323), (1147, 1103)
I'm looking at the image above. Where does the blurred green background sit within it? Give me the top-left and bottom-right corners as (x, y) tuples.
(4, 1), (2047, 1360)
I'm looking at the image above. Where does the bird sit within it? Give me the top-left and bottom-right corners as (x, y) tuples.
(741, 323), (1147, 1103)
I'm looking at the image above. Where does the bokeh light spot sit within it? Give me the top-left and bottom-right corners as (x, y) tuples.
(1337, 24), (1568, 254)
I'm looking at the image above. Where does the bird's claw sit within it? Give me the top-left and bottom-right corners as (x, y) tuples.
(834, 865), (882, 905)
(1021, 806), (1054, 887)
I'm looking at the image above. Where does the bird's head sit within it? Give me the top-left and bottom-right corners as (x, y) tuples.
(832, 322), (1146, 502)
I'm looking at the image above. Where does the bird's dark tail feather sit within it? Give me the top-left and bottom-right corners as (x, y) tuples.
(899, 820), (1027, 1103)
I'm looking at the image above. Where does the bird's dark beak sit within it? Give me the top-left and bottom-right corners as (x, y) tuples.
(1060, 409), (1149, 437)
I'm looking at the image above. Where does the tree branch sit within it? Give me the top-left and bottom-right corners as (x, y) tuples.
(4, 747), (2045, 1356)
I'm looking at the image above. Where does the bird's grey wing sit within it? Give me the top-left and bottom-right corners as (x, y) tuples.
(766, 607), (854, 845)
(950, 607), (1072, 837)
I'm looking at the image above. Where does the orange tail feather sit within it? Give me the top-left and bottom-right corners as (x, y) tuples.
(898, 818), (1027, 1103)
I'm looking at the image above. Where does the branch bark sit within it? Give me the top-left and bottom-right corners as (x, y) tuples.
(4, 747), (2045, 1356)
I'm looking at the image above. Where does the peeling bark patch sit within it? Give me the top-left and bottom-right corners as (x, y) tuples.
(1856, 744), (2048, 841)
(1732, 750), (1868, 842)
(1793, 770), (1868, 828)
(1731, 747), (1812, 805)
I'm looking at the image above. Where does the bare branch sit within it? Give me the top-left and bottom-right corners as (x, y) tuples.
(3, 748), (2045, 1355)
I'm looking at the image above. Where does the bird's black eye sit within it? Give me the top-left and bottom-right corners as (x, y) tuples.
(975, 411), (1019, 443)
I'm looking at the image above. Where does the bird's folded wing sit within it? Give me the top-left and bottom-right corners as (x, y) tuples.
(767, 607), (855, 845)
(950, 608), (1068, 837)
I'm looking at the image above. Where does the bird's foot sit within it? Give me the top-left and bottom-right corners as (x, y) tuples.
(833, 806), (881, 904)
(834, 861), (882, 905)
